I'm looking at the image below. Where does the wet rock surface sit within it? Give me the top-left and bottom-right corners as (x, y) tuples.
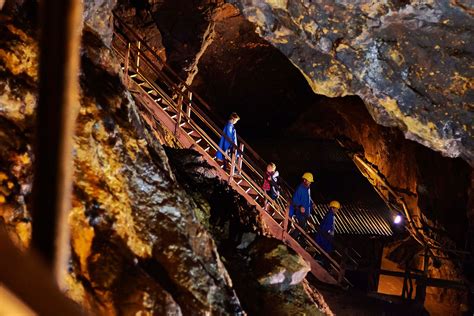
(84, 0), (117, 46)
(227, 0), (474, 165)
(0, 12), (243, 315)
(0, 19), (37, 250)
(250, 238), (310, 290)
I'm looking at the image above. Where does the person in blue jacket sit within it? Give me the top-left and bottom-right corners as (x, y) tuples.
(216, 112), (240, 162)
(289, 172), (314, 241)
(315, 200), (340, 254)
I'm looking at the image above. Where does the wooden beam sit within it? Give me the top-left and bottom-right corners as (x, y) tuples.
(378, 269), (468, 291)
(32, 0), (82, 287)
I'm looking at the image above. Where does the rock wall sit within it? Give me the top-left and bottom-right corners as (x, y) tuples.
(227, 0), (474, 165)
(145, 0), (224, 77)
(187, 3), (319, 138)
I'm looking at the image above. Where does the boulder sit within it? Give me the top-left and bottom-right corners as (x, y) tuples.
(250, 237), (310, 290)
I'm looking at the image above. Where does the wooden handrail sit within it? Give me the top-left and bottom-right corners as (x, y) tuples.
(114, 32), (248, 158)
(113, 14), (266, 163)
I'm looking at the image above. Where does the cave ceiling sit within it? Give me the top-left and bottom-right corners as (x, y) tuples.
(226, 0), (474, 166)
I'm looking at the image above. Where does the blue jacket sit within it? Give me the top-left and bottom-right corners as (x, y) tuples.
(216, 121), (237, 160)
(289, 183), (312, 219)
(315, 209), (335, 253)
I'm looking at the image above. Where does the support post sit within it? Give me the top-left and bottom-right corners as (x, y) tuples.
(338, 248), (348, 284)
(237, 144), (244, 173)
(32, 0), (82, 288)
(228, 149), (237, 182)
(136, 40), (141, 72)
(186, 91), (192, 120)
(416, 245), (429, 304)
(282, 205), (290, 241)
(402, 264), (409, 299)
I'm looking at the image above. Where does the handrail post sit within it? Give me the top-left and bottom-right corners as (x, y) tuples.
(228, 149), (237, 182)
(136, 40), (141, 73)
(238, 144), (244, 174)
(186, 91), (192, 121)
(338, 248), (348, 285)
(175, 95), (183, 135)
(124, 42), (131, 88)
(415, 245), (429, 304)
(282, 205), (290, 241)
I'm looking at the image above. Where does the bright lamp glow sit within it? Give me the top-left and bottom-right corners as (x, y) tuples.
(394, 214), (402, 224)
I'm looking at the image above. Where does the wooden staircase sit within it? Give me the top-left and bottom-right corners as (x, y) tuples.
(112, 14), (360, 286)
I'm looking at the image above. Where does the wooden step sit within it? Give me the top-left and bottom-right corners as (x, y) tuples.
(146, 88), (158, 96)
(186, 129), (200, 138)
(163, 106), (177, 113)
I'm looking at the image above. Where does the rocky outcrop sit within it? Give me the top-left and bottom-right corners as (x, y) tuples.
(83, 0), (117, 46)
(250, 238), (310, 290)
(0, 14), (243, 315)
(227, 0), (474, 165)
(187, 5), (318, 137)
(0, 20), (37, 250)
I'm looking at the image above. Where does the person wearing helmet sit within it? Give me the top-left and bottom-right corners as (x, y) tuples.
(315, 200), (341, 255)
(289, 172), (313, 217)
(289, 172), (314, 241)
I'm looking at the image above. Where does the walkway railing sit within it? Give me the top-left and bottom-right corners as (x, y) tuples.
(112, 13), (359, 286)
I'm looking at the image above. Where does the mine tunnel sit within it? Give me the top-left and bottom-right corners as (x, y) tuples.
(0, 0), (473, 315)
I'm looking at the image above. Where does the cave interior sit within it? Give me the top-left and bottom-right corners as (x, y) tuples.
(0, 0), (473, 315)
